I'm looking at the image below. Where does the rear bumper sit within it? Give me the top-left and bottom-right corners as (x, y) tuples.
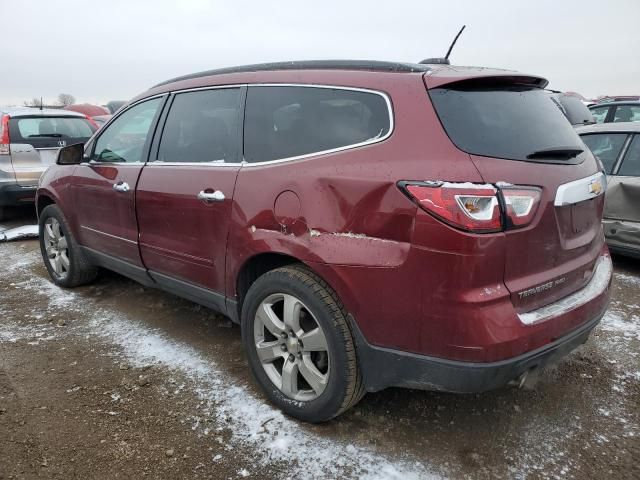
(352, 306), (605, 393)
(0, 182), (37, 206)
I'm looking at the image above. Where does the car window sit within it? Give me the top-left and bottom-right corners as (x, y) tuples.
(13, 117), (95, 140)
(618, 135), (640, 176)
(580, 133), (628, 174)
(589, 106), (609, 123)
(92, 98), (162, 163)
(244, 86), (391, 163)
(613, 105), (640, 123)
(430, 85), (584, 162)
(157, 88), (241, 163)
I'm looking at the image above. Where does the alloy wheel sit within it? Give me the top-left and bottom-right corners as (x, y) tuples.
(253, 293), (330, 401)
(43, 218), (70, 277)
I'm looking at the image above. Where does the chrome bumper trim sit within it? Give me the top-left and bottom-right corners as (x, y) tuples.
(518, 255), (612, 325)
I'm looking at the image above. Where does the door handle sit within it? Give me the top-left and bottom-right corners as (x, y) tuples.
(113, 182), (130, 192)
(197, 190), (225, 203)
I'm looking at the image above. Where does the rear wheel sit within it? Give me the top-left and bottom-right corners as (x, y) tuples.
(39, 204), (98, 287)
(241, 265), (364, 423)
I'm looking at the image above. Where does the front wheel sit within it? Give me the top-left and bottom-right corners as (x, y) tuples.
(39, 204), (98, 288)
(241, 265), (364, 423)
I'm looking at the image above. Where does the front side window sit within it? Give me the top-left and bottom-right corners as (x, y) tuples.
(244, 86), (391, 163)
(157, 88), (241, 163)
(589, 106), (609, 123)
(613, 105), (640, 123)
(580, 133), (629, 174)
(92, 98), (162, 163)
(618, 135), (640, 176)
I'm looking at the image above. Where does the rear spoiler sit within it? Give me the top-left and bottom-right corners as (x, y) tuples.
(424, 70), (548, 90)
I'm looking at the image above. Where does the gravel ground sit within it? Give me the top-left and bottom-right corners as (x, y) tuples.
(0, 209), (638, 479)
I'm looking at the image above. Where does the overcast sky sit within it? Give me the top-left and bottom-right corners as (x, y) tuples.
(1, 0), (638, 105)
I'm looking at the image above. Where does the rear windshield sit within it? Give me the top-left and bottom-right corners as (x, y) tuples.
(430, 85), (585, 162)
(10, 116), (95, 143)
(553, 94), (595, 126)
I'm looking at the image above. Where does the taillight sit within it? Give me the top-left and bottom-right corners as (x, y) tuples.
(404, 182), (502, 233)
(400, 181), (541, 233)
(0, 114), (9, 155)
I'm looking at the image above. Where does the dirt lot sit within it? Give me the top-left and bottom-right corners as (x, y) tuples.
(1, 209), (638, 479)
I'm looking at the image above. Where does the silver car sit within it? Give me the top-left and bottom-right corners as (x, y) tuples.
(0, 106), (96, 220)
(578, 122), (640, 258)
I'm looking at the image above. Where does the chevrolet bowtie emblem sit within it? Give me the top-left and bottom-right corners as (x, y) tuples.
(589, 179), (602, 196)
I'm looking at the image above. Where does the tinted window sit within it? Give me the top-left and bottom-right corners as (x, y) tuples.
(157, 88), (240, 163)
(580, 133), (628, 174)
(589, 106), (609, 123)
(613, 105), (640, 123)
(11, 117), (95, 142)
(244, 86), (390, 163)
(430, 85), (584, 162)
(618, 135), (640, 176)
(555, 95), (594, 125)
(93, 98), (161, 163)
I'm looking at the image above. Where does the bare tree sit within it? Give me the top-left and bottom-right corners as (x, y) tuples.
(23, 98), (43, 107)
(57, 93), (76, 106)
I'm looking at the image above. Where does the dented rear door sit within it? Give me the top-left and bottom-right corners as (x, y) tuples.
(603, 134), (640, 252)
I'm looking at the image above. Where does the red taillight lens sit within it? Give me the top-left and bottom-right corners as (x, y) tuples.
(502, 187), (541, 228)
(401, 182), (541, 233)
(405, 182), (502, 233)
(0, 114), (10, 155)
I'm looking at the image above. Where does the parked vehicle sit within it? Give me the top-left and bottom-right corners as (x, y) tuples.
(63, 103), (110, 118)
(589, 101), (640, 124)
(0, 107), (97, 220)
(550, 92), (595, 126)
(36, 60), (612, 422)
(92, 114), (113, 129)
(106, 101), (126, 114)
(578, 122), (640, 258)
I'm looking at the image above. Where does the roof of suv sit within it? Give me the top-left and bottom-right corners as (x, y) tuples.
(576, 121), (640, 135)
(590, 100), (640, 108)
(0, 106), (87, 118)
(152, 60), (548, 89)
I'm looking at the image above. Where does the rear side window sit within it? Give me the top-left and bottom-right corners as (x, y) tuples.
(430, 85), (585, 162)
(618, 135), (640, 176)
(157, 88), (241, 163)
(244, 86), (391, 163)
(10, 117), (95, 142)
(613, 105), (640, 123)
(589, 106), (609, 123)
(580, 133), (628, 174)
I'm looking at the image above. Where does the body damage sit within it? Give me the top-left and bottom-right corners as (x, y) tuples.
(603, 176), (640, 255)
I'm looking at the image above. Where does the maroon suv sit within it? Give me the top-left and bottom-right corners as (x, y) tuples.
(36, 60), (612, 423)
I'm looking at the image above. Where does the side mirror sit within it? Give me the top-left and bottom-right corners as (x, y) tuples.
(57, 143), (85, 165)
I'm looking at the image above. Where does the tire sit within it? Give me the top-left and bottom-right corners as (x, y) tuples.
(241, 264), (364, 423)
(0, 206), (5, 222)
(39, 204), (98, 288)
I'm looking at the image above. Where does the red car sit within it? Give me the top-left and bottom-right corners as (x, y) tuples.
(36, 60), (612, 423)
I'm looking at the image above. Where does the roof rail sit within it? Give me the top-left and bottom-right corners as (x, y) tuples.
(153, 60), (431, 88)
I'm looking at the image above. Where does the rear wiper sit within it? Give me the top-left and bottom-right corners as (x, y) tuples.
(28, 133), (64, 138)
(526, 146), (584, 160)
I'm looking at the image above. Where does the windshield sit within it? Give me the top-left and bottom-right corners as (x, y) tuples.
(429, 85), (585, 162)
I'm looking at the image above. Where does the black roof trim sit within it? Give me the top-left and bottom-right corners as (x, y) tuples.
(153, 60), (431, 88)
